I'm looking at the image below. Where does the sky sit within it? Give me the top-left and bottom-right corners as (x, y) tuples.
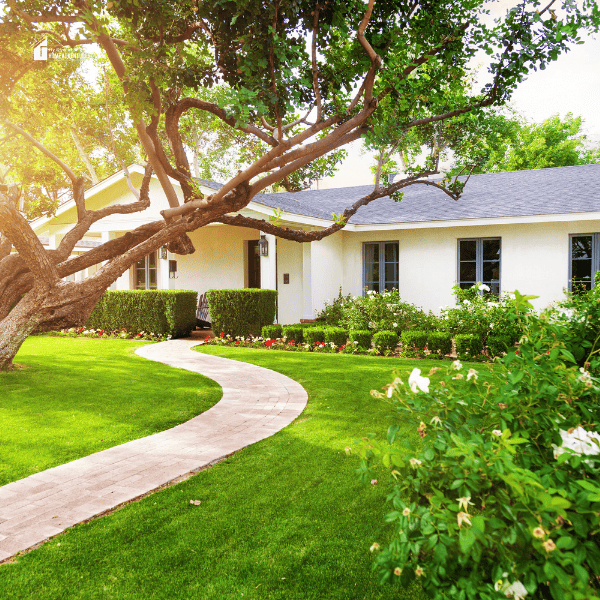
(319, 2), (600, 189)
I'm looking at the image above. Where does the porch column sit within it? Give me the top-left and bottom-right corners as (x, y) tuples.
(260, 233), (277, 291)
(159, 246), (170, 290)
(302, 241), (314, 320)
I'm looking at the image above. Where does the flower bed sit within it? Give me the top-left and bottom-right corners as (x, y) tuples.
(37, 327), (172, 342)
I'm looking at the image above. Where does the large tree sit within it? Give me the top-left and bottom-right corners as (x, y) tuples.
(0, 0), (598, 371)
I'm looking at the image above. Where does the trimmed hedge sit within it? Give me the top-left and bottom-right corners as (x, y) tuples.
(86, 290), (197, 338)
(208, 289), (278, 338)
(401, 330), (429, 351)
(324, 327), (349, 347)
(262, 324), (283, 339)
(455, 333), (484, 360)
(486, 334), (514, 357)
(349, 330), (372, 349)
(373, 330), (399, 353)
(282, 325), (303, 343)
(305, 327), (326, 345)
(426, 331), (453, 357)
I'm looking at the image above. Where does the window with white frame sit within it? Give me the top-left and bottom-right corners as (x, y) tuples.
(363, 241), (399, 293)
(457, 238), (501, 296)
(570, 233), (600, 291)
(133, 251), (158, 289)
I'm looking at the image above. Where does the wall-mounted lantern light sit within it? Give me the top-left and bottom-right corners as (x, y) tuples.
(169, 260), (178, 279)
(258, 235), (268, 257)
(160, 246), (168, 260)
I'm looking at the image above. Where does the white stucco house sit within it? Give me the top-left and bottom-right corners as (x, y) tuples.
(33, 163), (600, 324)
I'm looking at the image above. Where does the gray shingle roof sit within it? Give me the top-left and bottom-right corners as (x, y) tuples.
(196, 178), (223, 191)
(251, 164), (600, 225)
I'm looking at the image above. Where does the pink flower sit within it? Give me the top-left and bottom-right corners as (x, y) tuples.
(370, 479), (377, 485)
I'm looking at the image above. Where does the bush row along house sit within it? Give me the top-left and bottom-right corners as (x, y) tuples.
(33, 163), (600, 323)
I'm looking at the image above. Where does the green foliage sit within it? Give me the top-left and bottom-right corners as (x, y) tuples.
(454, 333), (484, 360)
(372, 331), (399, 355)
(425, 331), (453, 358)
(304, 327), (326, 346)
(207, 289), (277, 338)
(486, 334), (515, 358)
(359, 289), (600, 600)
(86, 290), (197, 338)
(349, 330), (373, 349)
(261, 324), (282, 339)
(282, 325), (303, 344)
(324, 327), (349, 347)
(399, 331), (429, 359)
(315, 288), (354, 326)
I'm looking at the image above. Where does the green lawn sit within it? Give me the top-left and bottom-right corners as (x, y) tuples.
(0, 337), (222, 486)
(0, 341), (497, 600)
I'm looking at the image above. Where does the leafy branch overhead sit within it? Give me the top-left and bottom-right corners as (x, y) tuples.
(0, 0), (599, 371)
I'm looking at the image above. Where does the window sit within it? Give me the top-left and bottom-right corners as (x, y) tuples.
(570, 233), (600, 291)
(457, 238), (501, 296)
(363, 242), (399, 293)
(134, 252), (158, 289)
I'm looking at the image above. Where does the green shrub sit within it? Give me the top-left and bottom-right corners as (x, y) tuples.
(454, 333), (484, 360)
(324, 327), (348, 347)
(486, 333), (514, 357)
(372, 330), (399, 354)
(349, 330), (372, 349)
(282, 325), (303, 343)
(426, 331), (453, 357)
(316, 288), (354, 326)
(305, 327), (326, 345)
(86, 290), (197, 338)
(358, 290), (600, 600)
(262, 324), (282, 339)
(207, 289), (277, 337)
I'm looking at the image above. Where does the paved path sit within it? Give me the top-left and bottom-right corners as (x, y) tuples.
(0, 339), (308, 561)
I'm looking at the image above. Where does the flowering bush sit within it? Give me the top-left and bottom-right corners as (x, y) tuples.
(441, 283), (522, 347)
(357, 290), (600, 600)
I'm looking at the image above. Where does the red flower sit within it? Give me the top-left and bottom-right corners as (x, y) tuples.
(220, 332), (225, 338)
(265, 340), (274, 347)
(290, 340), (295, 346)
(235, 341), (240, 345)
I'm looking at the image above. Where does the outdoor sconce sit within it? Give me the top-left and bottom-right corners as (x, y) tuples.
(169, 259), (178, 279)
(259, 235), (268, 257)
(160, 246), (168, 260)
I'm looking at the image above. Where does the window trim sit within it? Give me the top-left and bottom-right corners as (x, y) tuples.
(457, 237), (502, 295)
(569, 233), (600, 291)
(362, 241), (399, 294)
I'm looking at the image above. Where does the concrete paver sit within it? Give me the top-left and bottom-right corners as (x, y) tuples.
(0, 339), (307, 561)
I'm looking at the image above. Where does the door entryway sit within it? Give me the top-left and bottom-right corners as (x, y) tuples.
(248, 240), (261, 288)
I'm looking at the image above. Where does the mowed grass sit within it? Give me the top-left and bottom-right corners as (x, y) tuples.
(0, 336), (222, 485)
(0, 342), (499, 600)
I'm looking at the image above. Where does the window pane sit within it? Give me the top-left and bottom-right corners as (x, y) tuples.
(483, 260), (500, 282)
(148, 252), (157, 268)
(459, 240), (477, 261)
(135, 268), (145, 289)
(149, 268), (157, 289)
(572, 259), (593, 282)
(460, 262), (476, 282)
(483, 239), (501, 260)
(365, 243), (379, 264)
(483, 281), (500, 296)
(572, 236), (593, 259)
(385, 243), (398, 263)
(385, 263), (398, 286)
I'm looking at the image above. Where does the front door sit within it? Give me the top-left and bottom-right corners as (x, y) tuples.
(248, 240), (261, 288)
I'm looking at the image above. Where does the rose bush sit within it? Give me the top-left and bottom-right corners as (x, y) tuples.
(357, 290), (600, 600)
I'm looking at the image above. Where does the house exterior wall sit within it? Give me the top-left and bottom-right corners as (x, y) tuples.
(276, 238), (303, 324)
(310, 234), (344, 318)
(341, 219), (600, 313)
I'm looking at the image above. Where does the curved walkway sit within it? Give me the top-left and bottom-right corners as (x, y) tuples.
(0, 339), (308, 562)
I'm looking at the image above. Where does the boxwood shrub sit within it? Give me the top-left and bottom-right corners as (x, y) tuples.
(305, 327), (326, 345)
(486, 334), (514, 357)
(401, 330), (429, 351)
(261, 324), (283, 339)
(349, 330), (373, 349)
(454, 333), (484, 360)
(86, 290), (197, 338)
(324, 327), (348, 347)
(426, 331), (453, 357)
(372, 330), (399, 354)
(282, 325), (303, 343)
(207, 289), (278, 337)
